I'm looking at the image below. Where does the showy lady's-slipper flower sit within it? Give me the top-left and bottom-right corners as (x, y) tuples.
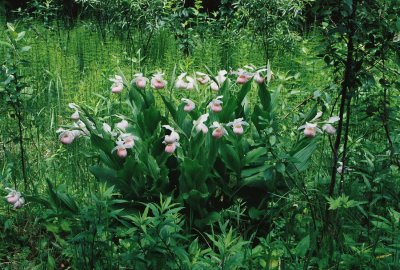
(151, 72), (167, 89)
(110, 75), (124, 93)
(234, 68), (253, 84)
(196, 72), (210, 85)
(175, 73), (196, 90)
(208, 96), (223, 113)
(58, 129), (79, 145)
(186, 76), (195, 90)
(181, 98), (195, 112)
(5, 188), (21, 204)
(119, 133), (138, 148)
(103, 123), (118, 137)
(217, 70), (227, 84)
(298, 122), (322, 138)
(210, 122), (227, 139)
(116, 119), (129, 131)
(162, 125), (180, 143)
(68, 103), (80, 121)
(227, 118), (249, 135)
(193, 113), (209, 134)
(210, 82), (219, 91)
(133, 73), (148, 89)
(210, 70), (228, 91)
(112, 134), (137, 158)
(5, 188), (25, 209)
(175, 73), (188, 89)
(298, 111), (323, 138)
(254, 61), (274, 84)
(113, 140), (128, 158)
(162, 125), (180, 153)
(174, 73), (190, 89)
(254, 68), (269, 84)
(322, 116), (340, 135)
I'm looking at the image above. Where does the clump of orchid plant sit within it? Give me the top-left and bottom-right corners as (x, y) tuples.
(162, 125), (180, 153)
(298, 112), (340, 138)
(110, 75), (124, 93)
(5, 188), (25, 209)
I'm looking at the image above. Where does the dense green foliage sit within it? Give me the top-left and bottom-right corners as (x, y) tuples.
(0, 0), (399, 269)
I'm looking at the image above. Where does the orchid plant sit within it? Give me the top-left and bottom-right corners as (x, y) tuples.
(57, 64), (334, 225)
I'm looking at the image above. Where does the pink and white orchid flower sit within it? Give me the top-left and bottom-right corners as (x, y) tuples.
(116, 119), (129, 131)
(208, 96), (223, 113)
(162, 125), (180, 153)
(110, 75), (124, 93)
(253, 67), (269, 84)
(151, 72), (167, 89)
(58, 130), (77, 145)
(193, 113), (209, 134)
(216, 70), (227, 85)
(210, 82), (220, 91)
(112, 133), (137, 158)
(322, 116), (340, 135)
(74, 120), (90, 136)
(298, 112), (340, 137)
(71, 110), (80, 121)
(119, 133), (137, 148)
(5, 188), (25, 209)
(175, 73), (196, 90)
(175, 73), (188, 89)
(235, 68), (253, 84)
(181, 98), (195, 112)
(227, 118), (249, 135)
(68, 103), (80, 121)
(298, 122), (322, 138)
(113, 140), (128, 158)
(210, 121), (227, 139)
(210, 70), (228, 91)
(196, 72), (210, 85)
(162, 125), (180, 144)
(103, 123), (117, 137)
(133, 73), (148, 89)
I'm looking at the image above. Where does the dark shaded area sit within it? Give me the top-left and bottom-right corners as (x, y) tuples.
(184, 0), (221, 12)
(3, 0), (79, 20)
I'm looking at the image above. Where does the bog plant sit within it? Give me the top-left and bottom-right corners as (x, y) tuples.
(57, 64), (339, 228)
